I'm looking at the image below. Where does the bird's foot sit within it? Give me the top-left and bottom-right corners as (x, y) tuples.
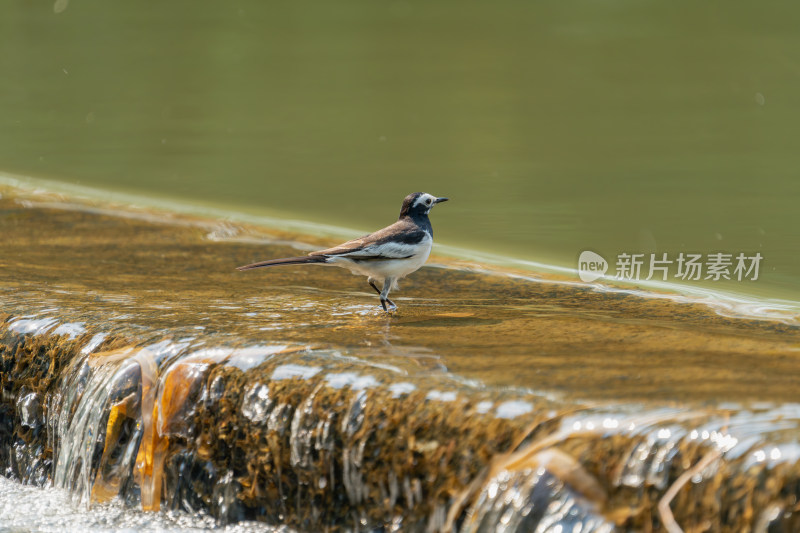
(380, 298), (398, 314)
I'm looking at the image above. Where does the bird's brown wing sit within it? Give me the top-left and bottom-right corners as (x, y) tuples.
(309, 219), (423, 259)
(309, 236), (369, 257)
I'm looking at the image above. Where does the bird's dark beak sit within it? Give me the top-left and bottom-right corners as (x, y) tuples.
(434, 197), (449, 204)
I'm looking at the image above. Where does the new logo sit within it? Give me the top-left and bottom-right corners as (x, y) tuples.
(578, 251), (608, 282)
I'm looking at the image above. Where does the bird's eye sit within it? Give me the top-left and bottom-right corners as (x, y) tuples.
(426, 199), (432, 205)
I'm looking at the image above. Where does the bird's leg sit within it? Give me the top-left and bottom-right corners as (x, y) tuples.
(369, 279), (396, 310)
(368, 279), (382, 295)
(380, 278), (397, 312)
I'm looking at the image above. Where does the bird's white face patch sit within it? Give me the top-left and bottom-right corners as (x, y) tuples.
(413, 193), (438, 213)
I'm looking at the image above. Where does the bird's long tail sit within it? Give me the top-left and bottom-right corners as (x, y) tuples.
(236, 255), (328, 271)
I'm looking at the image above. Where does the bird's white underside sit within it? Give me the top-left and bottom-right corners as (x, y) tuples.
(326, 232), (433, 286)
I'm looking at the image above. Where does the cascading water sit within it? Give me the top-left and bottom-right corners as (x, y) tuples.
(4, 323), (800, 532)
(52, 351), (133, 504)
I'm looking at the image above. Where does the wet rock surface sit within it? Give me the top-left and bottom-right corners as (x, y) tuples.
(1, 187), (800, 531)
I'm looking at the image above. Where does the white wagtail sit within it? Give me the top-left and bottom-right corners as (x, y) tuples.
(237, 192), (448, 312)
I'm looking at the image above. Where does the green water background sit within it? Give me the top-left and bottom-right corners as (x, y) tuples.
(1, 0), (799, 301)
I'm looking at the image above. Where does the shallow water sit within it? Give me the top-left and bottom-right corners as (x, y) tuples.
(1, 186), (800, 531)
(2, 187), (799, 403)
(1, 0), (800, 301)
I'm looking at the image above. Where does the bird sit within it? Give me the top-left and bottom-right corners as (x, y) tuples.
(236, 192), (449, 312)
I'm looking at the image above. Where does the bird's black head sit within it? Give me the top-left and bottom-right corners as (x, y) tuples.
(399, 192), (449, 220)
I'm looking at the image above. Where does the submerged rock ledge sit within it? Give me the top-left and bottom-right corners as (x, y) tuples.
(2, 320), (799, 531)
(1, 186), (800, 530)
